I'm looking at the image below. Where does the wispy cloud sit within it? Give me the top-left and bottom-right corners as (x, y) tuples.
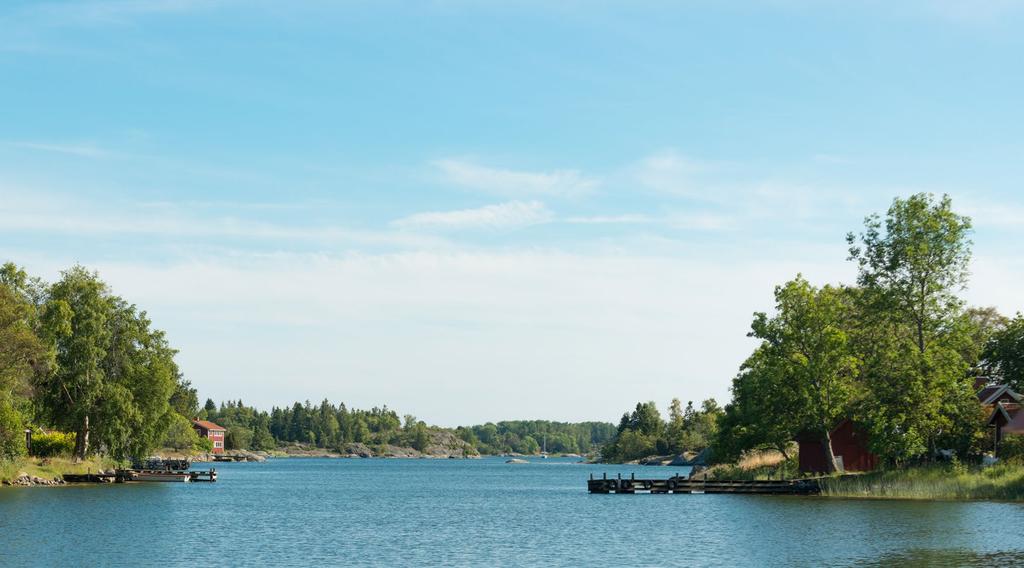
(392, 201), (553, 231)
(0, 187), (446, 249)
(631, 150), (709, 197)
(564, 214), (654, 225)
(433, 159), (598, 198)
(7, 141), (112, 158)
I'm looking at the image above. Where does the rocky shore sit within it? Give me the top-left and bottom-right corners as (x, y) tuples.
(2, 473), (67, 487)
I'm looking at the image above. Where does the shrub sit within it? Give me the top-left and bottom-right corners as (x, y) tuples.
(31, 431), (76, 457)
(0, 401), (27, 460)
(195, 437), (213, 452)
(1001, 436), (1024, 461)
(161, 414), (213, 452)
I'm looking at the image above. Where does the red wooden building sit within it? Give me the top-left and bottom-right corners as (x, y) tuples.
(796, 419), (878, 473)
(192, 419), (227, 454)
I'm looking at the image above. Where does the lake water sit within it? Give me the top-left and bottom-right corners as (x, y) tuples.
(1, 457), (1023, 567)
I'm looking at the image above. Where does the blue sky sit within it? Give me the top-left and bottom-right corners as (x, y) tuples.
(2, 1), (1023, 425)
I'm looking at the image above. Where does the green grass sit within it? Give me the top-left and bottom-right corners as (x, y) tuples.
(1, 456), (120, 483)
(820, 463), (1024, 501)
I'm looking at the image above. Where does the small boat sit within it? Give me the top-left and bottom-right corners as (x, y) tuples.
(128, 471), (192, 482)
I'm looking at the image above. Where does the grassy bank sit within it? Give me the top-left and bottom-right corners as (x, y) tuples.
(820, 463), (1024, 501)
(1, 456), (120, 484)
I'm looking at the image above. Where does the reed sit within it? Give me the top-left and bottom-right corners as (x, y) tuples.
(820, 462), (1024, 501)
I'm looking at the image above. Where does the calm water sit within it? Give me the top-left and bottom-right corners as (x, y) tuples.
(1, 457), (1023, 567)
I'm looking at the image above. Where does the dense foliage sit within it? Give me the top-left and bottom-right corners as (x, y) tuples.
(717, 194), (1010, 468)
(601, 398), (723, 462)
(0, 263), (190, 463)
(983, 314), (1024, 393)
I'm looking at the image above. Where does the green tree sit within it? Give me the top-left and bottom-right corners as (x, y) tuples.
(847, 193), (978, 462)
(37, 266), (110, 461)
(984, 313), (1024, 392)
(715, 347), (802, 463)
(0, 281), (48, 460)
(170, 378), (200, 419)
(749, 277), (858, 472)
(35, 267), (179, 461)
(412, 421), (430, 452)
(162, 413), (205, 451)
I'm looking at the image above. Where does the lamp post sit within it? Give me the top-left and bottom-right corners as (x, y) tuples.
(24, 429), (32, 455)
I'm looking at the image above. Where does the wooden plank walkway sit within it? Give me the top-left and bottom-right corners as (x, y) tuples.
(588, 473), (820, 495)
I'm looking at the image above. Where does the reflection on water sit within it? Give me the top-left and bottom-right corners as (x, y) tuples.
(0, 457), (1022, 567)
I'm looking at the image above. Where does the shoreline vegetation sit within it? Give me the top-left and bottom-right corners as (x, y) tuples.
(820, 463), (1024, 501)
(3, 193), (1024, 501)
(593, 194), (1024, 501)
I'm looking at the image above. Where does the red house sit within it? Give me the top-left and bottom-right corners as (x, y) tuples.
(796, 419), (878, 473)
(192, 419), (227, 454)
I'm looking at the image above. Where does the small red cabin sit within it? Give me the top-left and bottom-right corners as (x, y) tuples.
(192, 419), (227, 454)
(796, 419), (878, 473)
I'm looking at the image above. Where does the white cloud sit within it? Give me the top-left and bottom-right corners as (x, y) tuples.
(433, 158), (598, 197)
(392, 200), (552, 231)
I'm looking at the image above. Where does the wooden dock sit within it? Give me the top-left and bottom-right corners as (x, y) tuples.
(63, 459), (217, 484)
(588, 473), (820, 495)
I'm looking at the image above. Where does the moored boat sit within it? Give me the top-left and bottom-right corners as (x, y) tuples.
(128, 471), (192, 482)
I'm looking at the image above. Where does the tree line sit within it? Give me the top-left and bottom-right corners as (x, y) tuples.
(197, 398), (616, 455)
(599, 398), (723, 462)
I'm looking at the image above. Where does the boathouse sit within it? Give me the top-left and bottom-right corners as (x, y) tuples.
(796, 419), (877, 473)
(192, 419), (227, 454)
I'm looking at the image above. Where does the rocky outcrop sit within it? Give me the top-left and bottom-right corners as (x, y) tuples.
(279, 430), (480, 459)
(2, 472), (66, 487)
(505, 458), (529, 464)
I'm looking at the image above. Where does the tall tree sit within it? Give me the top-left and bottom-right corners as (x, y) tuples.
(38, 266), (110, 461)
(847, 193), (977, 462)
(749, 276), (858, 472)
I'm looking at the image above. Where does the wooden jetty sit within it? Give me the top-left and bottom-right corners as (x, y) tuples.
(63, 459), (217, 484)
(588, 473), (820, 495)
(62, 472), (117, 483)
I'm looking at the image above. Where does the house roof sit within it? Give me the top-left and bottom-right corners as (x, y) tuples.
(191, 419), (226, 432)
(978, 384), (1023, 406)
(987, 403), (1019, 426)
